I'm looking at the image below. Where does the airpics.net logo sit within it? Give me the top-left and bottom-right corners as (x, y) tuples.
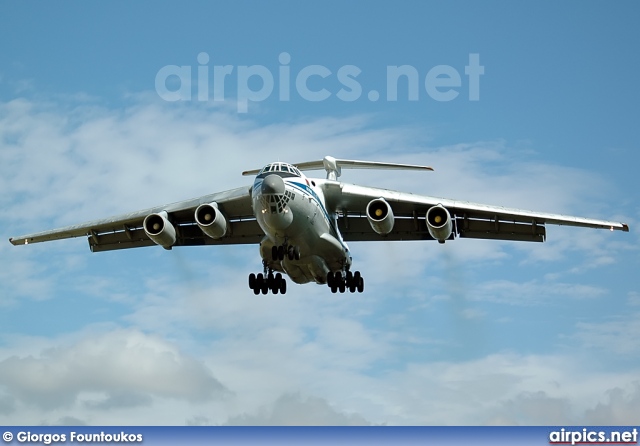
(155, 52), (484, 113)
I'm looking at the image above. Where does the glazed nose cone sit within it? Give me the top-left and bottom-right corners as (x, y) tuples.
(261, 174), (285, 195)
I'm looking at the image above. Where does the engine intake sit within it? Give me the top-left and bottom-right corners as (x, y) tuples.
(426, 204), (453, 243)
(143, 211), (177, 248)
(366, 198), (395, 235)
(195, 202), (228, 239)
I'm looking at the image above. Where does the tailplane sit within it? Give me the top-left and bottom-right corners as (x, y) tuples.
(243, 156), (433, 180)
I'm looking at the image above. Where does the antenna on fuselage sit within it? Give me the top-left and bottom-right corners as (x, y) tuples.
(294, 156), (434, 180)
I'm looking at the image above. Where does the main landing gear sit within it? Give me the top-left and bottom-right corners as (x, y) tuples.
(327, 270), (364, 294)
(249, 270), (287, 295)
(249, 243), (299, 295)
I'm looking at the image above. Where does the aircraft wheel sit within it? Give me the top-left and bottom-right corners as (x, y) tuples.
(280, 278), (287, 295)
(272, 273), (283, 294)
(249, 273), (256, 289)
(351, 271), (361, 293)
(293, 246), (301, 260)
(334, 271), (342, 289)
(287, 245), (295, 260)
(357, 276), (364, 293)
(327, 271), (334, 287)
(277, 246), (285, 261)
(271, 246), (279, 261)
(253, 285), (260, 295)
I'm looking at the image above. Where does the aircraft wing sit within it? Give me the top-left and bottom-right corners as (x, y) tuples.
(322, 182), (629, 242)
(9, 186), (263, 252)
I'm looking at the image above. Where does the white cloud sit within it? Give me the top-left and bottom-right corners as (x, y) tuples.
(220, 393), (371, 426)
(378, 353), (640, 425)
(1, 317), (639, 425)
(471, 278), (608, 305)
(52, 415), (87, 426)
(572, 312), (640, 355)
(585, 382), (640, 425)
(0, 329), (228, 413)
(489, 383), (640, 426)
(627, 291), (640, 307)
(487, 391), (573, 425)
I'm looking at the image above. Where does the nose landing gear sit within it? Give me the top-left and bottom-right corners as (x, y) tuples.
(271, 243), (300, 261)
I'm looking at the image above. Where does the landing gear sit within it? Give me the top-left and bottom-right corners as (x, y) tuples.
(327, 270), (364, 294)
(249, 263), (287, 295)
(287, 245), (300, 261)
(271, 243), (300, 261)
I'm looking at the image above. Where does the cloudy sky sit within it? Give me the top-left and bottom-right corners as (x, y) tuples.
(1, 1), (639, 426)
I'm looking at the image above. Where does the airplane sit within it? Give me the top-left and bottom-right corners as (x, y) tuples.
(9, 156), (630, 295)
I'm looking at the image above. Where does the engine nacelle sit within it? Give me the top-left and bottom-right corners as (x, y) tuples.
(426, 204), (453, 243)
(195, 202), (228, 239)
(366, 198), (395, 235)
(143, 211), (177, 248)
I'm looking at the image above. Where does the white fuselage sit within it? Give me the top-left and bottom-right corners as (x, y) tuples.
(251, 169), (351, 284)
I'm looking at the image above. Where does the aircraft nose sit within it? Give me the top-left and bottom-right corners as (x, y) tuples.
(261, 174), (285, 195)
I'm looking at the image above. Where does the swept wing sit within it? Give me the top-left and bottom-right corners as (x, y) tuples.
(9, 186), (260, 252)
(322, 182), (629, 242)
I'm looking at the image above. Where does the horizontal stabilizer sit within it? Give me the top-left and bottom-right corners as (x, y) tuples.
(243, 155), (433, 180)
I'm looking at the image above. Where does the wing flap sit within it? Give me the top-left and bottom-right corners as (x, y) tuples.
(456, 215), (546, 242)
(89, 219), (263, 252)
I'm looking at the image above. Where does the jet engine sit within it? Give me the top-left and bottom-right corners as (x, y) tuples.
(366, 198), (395, 235)
(426, 204), (453, 243)
(195, 202), (228, 239)
(143, 211), (177, 248)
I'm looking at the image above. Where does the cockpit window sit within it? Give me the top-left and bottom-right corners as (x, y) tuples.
(257, 162), (302, 178)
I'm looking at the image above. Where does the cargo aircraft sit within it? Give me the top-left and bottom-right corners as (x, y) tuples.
(9, 156), (629, 294)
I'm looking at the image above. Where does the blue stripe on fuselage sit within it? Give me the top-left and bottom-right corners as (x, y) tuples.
(287, 180), (346, 250)
(287, 181), (332, 227)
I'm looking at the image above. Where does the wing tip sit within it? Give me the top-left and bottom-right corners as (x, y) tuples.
(9, 237), (33, 246)
(622, 223), (630, 232)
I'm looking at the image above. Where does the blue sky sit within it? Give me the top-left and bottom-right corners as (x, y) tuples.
(0, 1), (639, 425)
